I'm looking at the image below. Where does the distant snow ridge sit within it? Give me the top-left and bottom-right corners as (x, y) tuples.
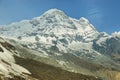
(111, 31), (120, 38)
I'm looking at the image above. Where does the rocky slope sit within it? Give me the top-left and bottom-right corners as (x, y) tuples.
(0, 37), (103, 80)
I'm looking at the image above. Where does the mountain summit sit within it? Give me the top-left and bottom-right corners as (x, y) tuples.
(42, 8), (66, 16)
(0, 9), (98, 40)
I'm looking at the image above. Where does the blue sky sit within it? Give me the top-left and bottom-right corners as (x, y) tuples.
(0, 0), (120, 33)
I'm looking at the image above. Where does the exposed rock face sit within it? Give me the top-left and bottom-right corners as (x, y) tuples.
(93, 32), (120, 63)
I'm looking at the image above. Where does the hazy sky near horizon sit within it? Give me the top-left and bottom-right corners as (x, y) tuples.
(0, 0), (120, 33)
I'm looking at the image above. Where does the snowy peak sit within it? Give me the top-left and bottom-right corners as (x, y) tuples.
(30, 9), (98, 36)
(34, 9), (68, 22)
(43, 9), (65, 15)
(0, 9), (99, 41)
(79, 17), (89, 23)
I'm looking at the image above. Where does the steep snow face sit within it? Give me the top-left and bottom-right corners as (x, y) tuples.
(30, 9), (98, 37)
(31, 9), (77, 34)
(0, 38), (31, 78)
(0, 9), (98, 39)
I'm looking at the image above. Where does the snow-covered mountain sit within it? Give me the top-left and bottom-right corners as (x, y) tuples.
(0, 9), (99, 55)
(0, 9), (120, 80)
(0, 9), (98, 40)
